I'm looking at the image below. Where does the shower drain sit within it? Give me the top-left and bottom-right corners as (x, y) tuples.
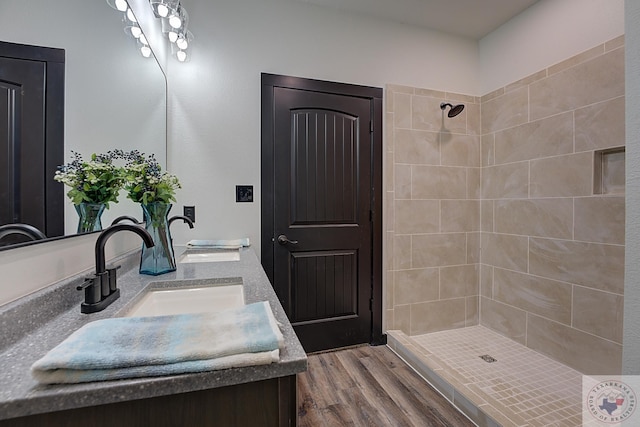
(479, 354), (497, 363)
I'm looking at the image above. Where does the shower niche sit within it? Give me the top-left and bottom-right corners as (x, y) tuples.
(594, 147), (625, 195)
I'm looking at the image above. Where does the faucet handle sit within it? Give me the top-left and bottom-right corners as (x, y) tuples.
(77, 276), (101, 306)
(76, 277), (94, 291)
(106, 265), (122, 293)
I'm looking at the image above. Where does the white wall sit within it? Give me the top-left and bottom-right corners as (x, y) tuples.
(479, 0), (624, 94)
(166, 0), (479, 252)
(624, 1), (640, 375)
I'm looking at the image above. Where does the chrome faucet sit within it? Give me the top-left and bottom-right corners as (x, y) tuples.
(0, 223), (47, 242)
(77, 224), (154, 314)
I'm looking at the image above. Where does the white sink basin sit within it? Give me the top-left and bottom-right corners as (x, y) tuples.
(178, 250), (240, 263)
(123, 282), (244, 317)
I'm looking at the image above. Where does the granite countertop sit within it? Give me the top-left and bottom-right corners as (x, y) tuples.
(0, 247), (307, 421)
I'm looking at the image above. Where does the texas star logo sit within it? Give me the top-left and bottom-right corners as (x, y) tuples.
(587, 380), (637, 423)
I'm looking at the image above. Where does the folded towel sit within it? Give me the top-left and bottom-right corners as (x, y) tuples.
(32, 301), (283, 384)
(186, 238), (250, 249)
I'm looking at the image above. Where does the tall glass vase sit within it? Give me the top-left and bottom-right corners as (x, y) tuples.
(75, 203), (105, 234)
(139, 202), (176, 276)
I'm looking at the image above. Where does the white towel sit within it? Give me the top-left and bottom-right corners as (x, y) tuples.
(186, 238), (250, 249)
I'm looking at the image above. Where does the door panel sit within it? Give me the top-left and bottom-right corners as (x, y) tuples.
(272, 86), (372, 352)
(0, 56), (46, 245)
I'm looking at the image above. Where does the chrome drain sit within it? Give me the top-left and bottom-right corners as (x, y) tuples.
(479, 354), (497, 363)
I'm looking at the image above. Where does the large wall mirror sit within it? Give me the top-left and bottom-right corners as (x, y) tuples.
(0, 0), (166, 250)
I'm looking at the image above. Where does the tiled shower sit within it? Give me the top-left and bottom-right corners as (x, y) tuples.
(384, 36), (625, 426)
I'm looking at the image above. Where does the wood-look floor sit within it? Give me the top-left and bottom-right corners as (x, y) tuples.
(297, 345), (475, 427)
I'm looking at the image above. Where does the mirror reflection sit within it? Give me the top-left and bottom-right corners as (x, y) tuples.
(0, 0), (167, 250)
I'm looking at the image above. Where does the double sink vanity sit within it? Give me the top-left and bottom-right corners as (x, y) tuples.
(0, 246), (307, 426)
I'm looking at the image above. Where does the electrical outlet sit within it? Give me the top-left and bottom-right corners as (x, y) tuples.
(184, 205), (195, 223)
(236, 185), (253, 202)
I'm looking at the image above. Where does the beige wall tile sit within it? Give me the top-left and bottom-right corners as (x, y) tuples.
(574, 196), (625, 244)
(481, 134), (495, 167)
(495, 198), (573, 239)
(494, 112), (574, 164)
(384, 309), (394, 330)
(385, 151), (395, 191)
(530, 152), (593, 197)
(413, 95), (453, 132)
(440, 264), (479, 299)
(481, 86), (528, 134)
(393, 235), (411, 270)
(493, 268), (572, 325)
(410, 299), (466, 335)
(467, 167), (480, 200)
(481, 200), (494, 232)
(606, 35), (624, 51)
(529, 237), (624, 294)
(481, 87), (504, 103)
(415, 87), (445, 98)
(573, 286), (623, 344)
(385, 196), (395, 232)
(526, 314), (622, 374)
(467, 232), (480, 264)
(412, 166), (467, 199)
(480, 265), (493, 299)
(394, 304), (411, 335)
(441, 200), (480, 232)
(393, 92), (412, 128)
(394, 164), (411, 199)
(505, 69), (547, 92)
(385, 231), (394, 270)
(441, 134), (480, 167)
(480, 233), (528, 272)
(547, 44), (604, 76)
(481, 162), (529, 199)
(412, 233), (467, 268)
(395, 200), (439, 234)
(387, 84), (415, 94)
(385, 270), (394, 307)
(385, 112), (394, 151)
(479, 297), (526, 345)
(394, 268), (439, 305)
(466, 103), (481, 136)
(530, 48), (624, 120)
(575, 96), (625, 152)
(466, 296), (479, 326)
(394, 129), (440, 165)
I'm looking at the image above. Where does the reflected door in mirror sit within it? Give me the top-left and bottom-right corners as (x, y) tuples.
(0, 42), (64, 247)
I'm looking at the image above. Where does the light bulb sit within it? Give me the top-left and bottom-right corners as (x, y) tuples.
(177, 50), (187, 62)
(126, 8), (137, 23)
(139, 34), (148, 45)
(168, 31), (178, 43)
(176, 36), (188, 50)
(157, 4), (169, 17)
(114, 0), (128, 12)
(130, 26), (142, 39)
(169, 14), (182, 29)
(141, 46), (152, 58)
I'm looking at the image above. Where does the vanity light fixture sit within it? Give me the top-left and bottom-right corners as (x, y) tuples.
(149, 0), (193, 62)
(106, 0), (154, 59)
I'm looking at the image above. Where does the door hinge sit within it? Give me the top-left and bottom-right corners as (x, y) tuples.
(369, 297), (374, 311)
(370, 121), (374, 133)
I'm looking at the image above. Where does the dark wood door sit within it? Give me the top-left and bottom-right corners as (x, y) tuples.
(262, 74), (383, 353)
(0, 42), (64, 247)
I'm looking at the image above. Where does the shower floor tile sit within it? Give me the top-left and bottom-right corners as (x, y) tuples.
(387, 326), (586, 427)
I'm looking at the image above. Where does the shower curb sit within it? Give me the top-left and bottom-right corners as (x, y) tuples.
(386, 330), (526, 427)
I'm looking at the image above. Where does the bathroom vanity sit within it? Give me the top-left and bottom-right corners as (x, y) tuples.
(0, 247), (307, 426)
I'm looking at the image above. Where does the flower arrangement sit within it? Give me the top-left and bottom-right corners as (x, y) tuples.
(118, 150), (181, 205)
(54, 151), (124, 208)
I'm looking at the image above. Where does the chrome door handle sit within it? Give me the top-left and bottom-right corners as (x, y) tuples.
(277, 234), (298, 245)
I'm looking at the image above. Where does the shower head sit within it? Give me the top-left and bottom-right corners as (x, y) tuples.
(440, 102), (465, 118)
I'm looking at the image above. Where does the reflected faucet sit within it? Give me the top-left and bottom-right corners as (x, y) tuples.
(0, 224), (47, 242)
(168, 216), (194, 229)
(77, 224), (154, 314)
(110, 215), (142, 225)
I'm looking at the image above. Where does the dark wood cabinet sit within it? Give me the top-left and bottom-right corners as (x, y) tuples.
(0, 375), (297, 427)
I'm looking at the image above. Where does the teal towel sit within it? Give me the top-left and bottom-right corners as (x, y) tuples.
(31, 301), (283, 384)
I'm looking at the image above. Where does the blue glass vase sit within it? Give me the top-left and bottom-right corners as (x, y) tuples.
(75, 203), (105, 234)
(139, 202), (176, 275)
